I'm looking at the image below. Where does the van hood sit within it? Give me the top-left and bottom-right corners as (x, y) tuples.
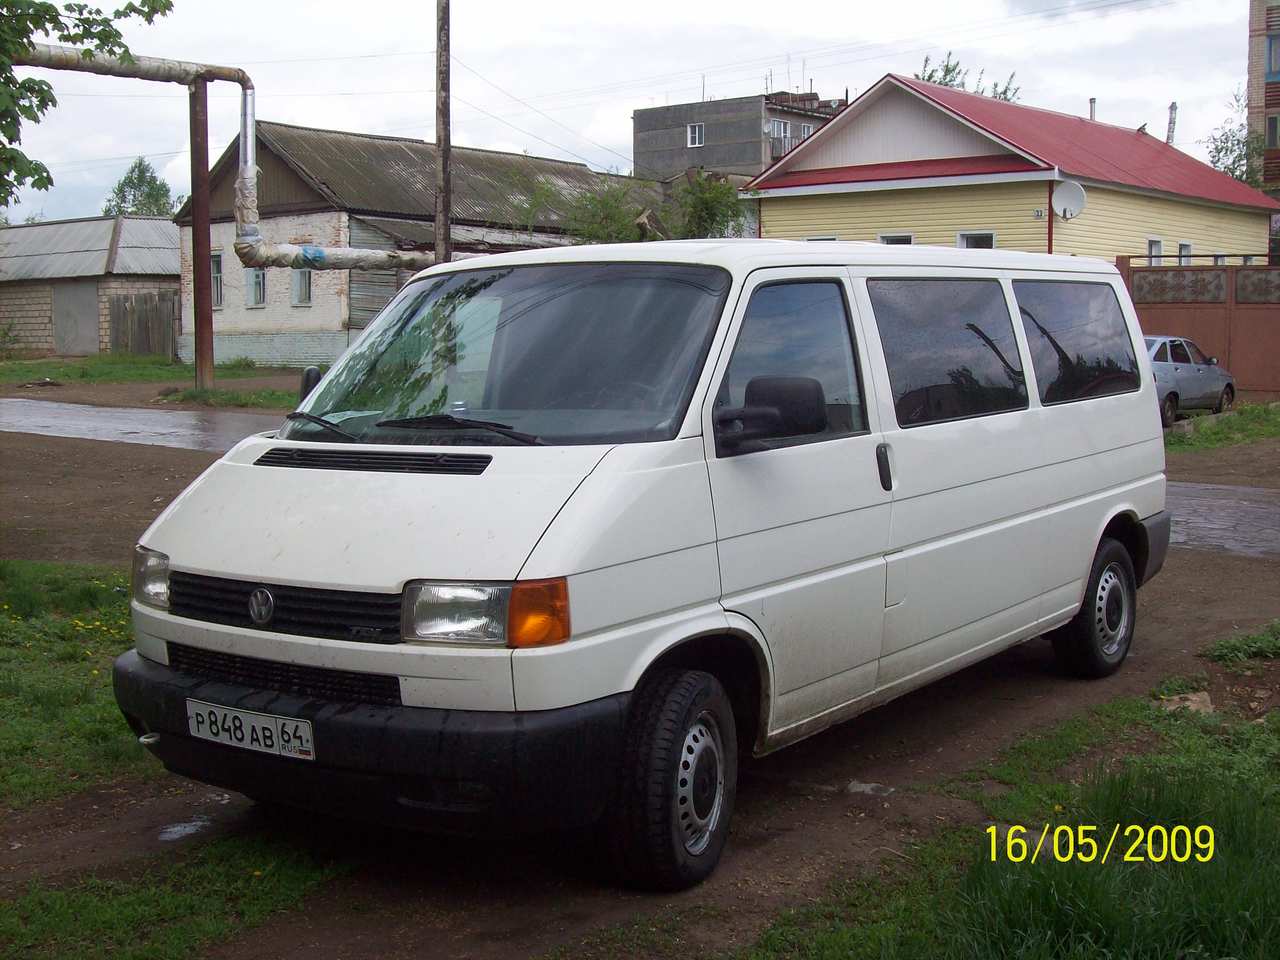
(141, 435), (610, 591)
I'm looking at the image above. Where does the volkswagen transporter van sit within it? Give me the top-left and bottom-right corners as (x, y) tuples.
(114, 240), (1169, 890)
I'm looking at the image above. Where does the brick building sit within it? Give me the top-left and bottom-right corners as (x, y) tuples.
(1248, 0), (1280, 199)
(0, 215), (178, 356)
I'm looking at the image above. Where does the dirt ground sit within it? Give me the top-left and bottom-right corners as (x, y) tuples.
(0, 373), (297, 413)
(0, 428), (1278, 958)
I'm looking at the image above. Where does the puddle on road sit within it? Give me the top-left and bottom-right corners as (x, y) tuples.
(158, 814), (213, 842)
(0, 398), (281, 452)
(1166, 481), (1280, 558)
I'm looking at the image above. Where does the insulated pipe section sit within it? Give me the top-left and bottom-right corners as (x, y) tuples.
(13, 43), (436, 273)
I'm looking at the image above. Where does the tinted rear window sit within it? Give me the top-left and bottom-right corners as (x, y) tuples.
(1012, 281), (1141, 404)
(867, 278), (1028, 428)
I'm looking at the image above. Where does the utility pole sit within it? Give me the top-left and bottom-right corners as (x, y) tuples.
(434, 0), (451, 264)
(189, 77), (214, 389)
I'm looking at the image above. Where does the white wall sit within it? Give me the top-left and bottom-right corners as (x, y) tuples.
(788, 85), (1009, 171)
(178, 210), (354, 364)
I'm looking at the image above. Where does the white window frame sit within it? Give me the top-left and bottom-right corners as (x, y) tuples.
(1147, 238), (1163, 265)
(800, 123), (814, 139)
(1177, 242), (1192, 267)
(805, 235), (838, 241)
(210, 252), (223, 310)
(956, 231), (996, 249)
(687, 122), (704, 148)
(878, 233), (914, 245)
(245, 267), (266, 308)
(1213, 254), (1226, 266)
(768, 118), (791, 140)
(290, 268), (312, 307)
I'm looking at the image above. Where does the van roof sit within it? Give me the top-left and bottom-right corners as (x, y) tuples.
(412, 238), (1118, 282)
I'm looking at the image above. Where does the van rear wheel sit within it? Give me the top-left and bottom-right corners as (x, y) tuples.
(1051, 537), (1137, 678)
(610, 669), (737, 891)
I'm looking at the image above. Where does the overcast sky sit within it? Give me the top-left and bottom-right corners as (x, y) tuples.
(6, 0), (1247, 222)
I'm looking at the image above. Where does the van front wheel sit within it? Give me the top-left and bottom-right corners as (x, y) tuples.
(610, 669), (737, 890)
(1051, 538), (1137, 678)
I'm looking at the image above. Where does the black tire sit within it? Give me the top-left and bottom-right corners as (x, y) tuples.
(1160, 393), (1177, 428)
(609, 669), (737, 891)
(1214, 386), (1234, 414)
(1051, 538), (1137, 678)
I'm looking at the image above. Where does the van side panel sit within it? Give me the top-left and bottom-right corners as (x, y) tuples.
(513, 438), (726, 712)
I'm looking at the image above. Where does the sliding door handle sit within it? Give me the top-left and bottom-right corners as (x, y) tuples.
(876, 443), (893, 492)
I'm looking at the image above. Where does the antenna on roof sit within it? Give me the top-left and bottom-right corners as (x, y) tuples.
(1137, 122), (1148, 135)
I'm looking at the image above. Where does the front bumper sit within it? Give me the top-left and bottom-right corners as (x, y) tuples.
(113, 649), (629, 831)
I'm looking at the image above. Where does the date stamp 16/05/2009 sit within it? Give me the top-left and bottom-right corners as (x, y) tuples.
(987, 824), (1216, 865)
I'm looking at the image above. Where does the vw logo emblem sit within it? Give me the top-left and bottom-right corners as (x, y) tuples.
(248, 587), (275, 626)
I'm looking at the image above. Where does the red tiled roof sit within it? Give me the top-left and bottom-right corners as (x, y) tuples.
(758, 154), (1046, 190)
(754, 75), (1280, 212)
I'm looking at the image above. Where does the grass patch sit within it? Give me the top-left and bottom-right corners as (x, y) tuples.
(1165, 403), (1280, 451)
(163, 387), (295, 409)
(743, 695), (1280, 960)
(0, 833), (341, 959)
(1204, 620), (1280, 664)
(1151, 672), (1210, 699)
(0, 353), (280, 385)
(0, 560), (155, 808)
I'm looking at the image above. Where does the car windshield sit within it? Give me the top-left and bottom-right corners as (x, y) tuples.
(280, 262), (731, 446)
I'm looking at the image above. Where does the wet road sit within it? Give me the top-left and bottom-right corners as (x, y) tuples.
(1167, 481), (1280, 558)
(0, 399), (280, 452)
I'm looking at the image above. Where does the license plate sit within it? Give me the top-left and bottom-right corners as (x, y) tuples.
(186, 699), (315, 761)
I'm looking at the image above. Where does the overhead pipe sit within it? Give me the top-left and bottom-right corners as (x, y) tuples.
(13, 43), (435, 272)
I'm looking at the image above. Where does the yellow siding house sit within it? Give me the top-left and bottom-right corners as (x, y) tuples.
(748, 75), (1278, 264)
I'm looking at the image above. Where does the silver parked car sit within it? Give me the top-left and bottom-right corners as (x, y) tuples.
(1145, 335), (1235, 427)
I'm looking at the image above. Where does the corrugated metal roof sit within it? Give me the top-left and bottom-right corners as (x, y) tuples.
(0, 215), (178, 282)
(354, 216), (571, 250)
(256, 121), (658, 229)
(114, 217), (180, 274)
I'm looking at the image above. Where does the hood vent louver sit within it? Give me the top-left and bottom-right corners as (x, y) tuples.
(255, 447), (492, 475)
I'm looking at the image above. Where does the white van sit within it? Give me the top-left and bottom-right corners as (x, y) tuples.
(115, 240), (1169, 889)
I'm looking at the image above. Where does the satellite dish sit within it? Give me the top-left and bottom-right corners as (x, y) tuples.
(1052, 180), (1087, 221)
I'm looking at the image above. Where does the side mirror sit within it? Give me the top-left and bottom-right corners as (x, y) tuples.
(715, 376), (827, 456)
(298, 365), (323, 404)
(1208, 357), (1219, 366)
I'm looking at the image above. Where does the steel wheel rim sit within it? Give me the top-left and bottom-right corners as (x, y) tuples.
(675, 710), (725, 855)
(1095, 562), (1131, 658)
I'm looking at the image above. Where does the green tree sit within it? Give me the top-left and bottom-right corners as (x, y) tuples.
(916, 51), (1020, 102)
(1203, 88), (1264, 189)
(564, 180), (645, 244)
(102, 155), (175, 215)
(666, 170), (745, 239)
(1, 1), (173, 208)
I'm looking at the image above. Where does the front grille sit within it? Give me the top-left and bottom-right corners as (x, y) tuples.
(255, 447), (491, 475)
(168, 642), (402, 706)
(169, 571), (402, 643)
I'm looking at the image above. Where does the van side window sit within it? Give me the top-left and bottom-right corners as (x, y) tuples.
(866, 278), (1027, 428)
(716, 281), (867, 443)
(1013, 281), (1141, 404)
(1153, 342), (1169, 363)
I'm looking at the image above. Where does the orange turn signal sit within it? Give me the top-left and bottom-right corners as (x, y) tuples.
(507, 578), (571, 648)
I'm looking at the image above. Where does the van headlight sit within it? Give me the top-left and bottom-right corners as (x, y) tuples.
(401, 578), (570, 648)
(131, 545), (170, 610)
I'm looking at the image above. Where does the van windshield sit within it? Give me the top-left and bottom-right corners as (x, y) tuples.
(281, 262), (731, 446)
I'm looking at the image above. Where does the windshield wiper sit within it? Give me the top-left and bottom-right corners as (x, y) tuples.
(284, 411), (360, 442)
(374, 414), (542, 445)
